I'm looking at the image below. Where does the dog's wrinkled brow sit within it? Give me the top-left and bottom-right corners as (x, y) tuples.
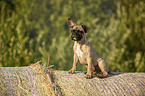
(71, 29), (82, 32)
(71, 30), (83, 33)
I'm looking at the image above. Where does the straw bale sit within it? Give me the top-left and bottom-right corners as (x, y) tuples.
(0, 63), (145, 96)
(52, 71), (145, 96)
(0, 63), (54, 96)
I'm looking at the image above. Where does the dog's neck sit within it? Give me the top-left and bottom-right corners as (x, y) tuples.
(76, 34), (88, 45)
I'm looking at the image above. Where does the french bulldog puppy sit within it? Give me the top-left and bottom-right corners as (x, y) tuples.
(68, 18), (119, 79)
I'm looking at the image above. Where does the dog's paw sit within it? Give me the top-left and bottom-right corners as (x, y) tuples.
(96, 73), (103, 78)
(85, 74), (92, 79)
(68, 69), (75, 74)
(96, 73), (109, 78)
(84, 71), (87, 74)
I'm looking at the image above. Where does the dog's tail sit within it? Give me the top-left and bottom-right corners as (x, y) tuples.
(108, 69), (120, 75)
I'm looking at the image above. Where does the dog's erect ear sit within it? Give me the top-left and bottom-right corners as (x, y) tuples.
(68, 18), (76, 30)
(81, 25), (90, 33)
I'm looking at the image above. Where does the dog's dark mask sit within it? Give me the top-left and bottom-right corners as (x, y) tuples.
(68, 18), (90, 41)
(71, 29), (83, 41)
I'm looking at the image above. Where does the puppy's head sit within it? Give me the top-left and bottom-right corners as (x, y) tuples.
(68, 18), (90, 41)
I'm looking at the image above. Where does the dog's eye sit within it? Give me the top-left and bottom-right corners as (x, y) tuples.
(71, 30), (75, 33)
(80, 31), (83, 33)
(77, 30), (81, 32)
(77, 30), (83, 33)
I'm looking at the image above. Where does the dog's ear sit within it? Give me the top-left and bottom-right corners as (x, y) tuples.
(81, 25), (90, 33)
(68, 18), (76, 30)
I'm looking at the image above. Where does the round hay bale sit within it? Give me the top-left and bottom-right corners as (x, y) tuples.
(0, 63), (145, 96)
(52, 71), (145, 96)
(0, 63), (54, 96)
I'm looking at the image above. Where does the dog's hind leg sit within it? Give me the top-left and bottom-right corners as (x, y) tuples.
(97, 59), (110, 78)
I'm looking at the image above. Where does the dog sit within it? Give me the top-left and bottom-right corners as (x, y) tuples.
(68, 18), (119, 79)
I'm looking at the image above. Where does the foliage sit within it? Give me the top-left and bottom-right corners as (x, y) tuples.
(0, 0), (144, 72)
(115, 1), (145, 72)
(0, 0), (33, 66)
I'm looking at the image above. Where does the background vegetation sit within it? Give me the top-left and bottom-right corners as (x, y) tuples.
(0, 0), (144, 72)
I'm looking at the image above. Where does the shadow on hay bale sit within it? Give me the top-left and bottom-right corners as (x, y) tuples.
(0, 62), (145, 96)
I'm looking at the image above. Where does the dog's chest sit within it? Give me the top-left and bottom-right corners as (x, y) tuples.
(75, 45), (87, 64)
(75, 45), (84, 57)
(75, 45), (87, 58)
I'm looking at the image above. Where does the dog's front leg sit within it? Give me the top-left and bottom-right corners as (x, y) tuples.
(85, 48), (93, 79)
(69, 53), (78, 74)
(86, 58), (92, 78)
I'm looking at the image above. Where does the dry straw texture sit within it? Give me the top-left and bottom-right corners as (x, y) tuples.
(0, 63), (54, 96)
(53, 71), (145, 96)
(0, 63), (145, 96)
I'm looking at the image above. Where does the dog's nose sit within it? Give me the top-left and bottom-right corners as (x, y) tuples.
(72, 35), (75, 38)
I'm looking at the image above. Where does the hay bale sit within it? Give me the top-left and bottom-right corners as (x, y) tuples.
(0, 63), (145, 96)
(0, 63), (55, 96)
(52, 71), (145, 96)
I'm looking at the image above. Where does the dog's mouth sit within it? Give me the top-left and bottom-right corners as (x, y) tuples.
(71, 36), (82, 41)
(72, 37), (77, 41)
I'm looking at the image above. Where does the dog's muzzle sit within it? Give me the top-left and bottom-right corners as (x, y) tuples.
(71, 34), (77, 41)
(71, 30), (83, 41)
(71, 34), (82, 41)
